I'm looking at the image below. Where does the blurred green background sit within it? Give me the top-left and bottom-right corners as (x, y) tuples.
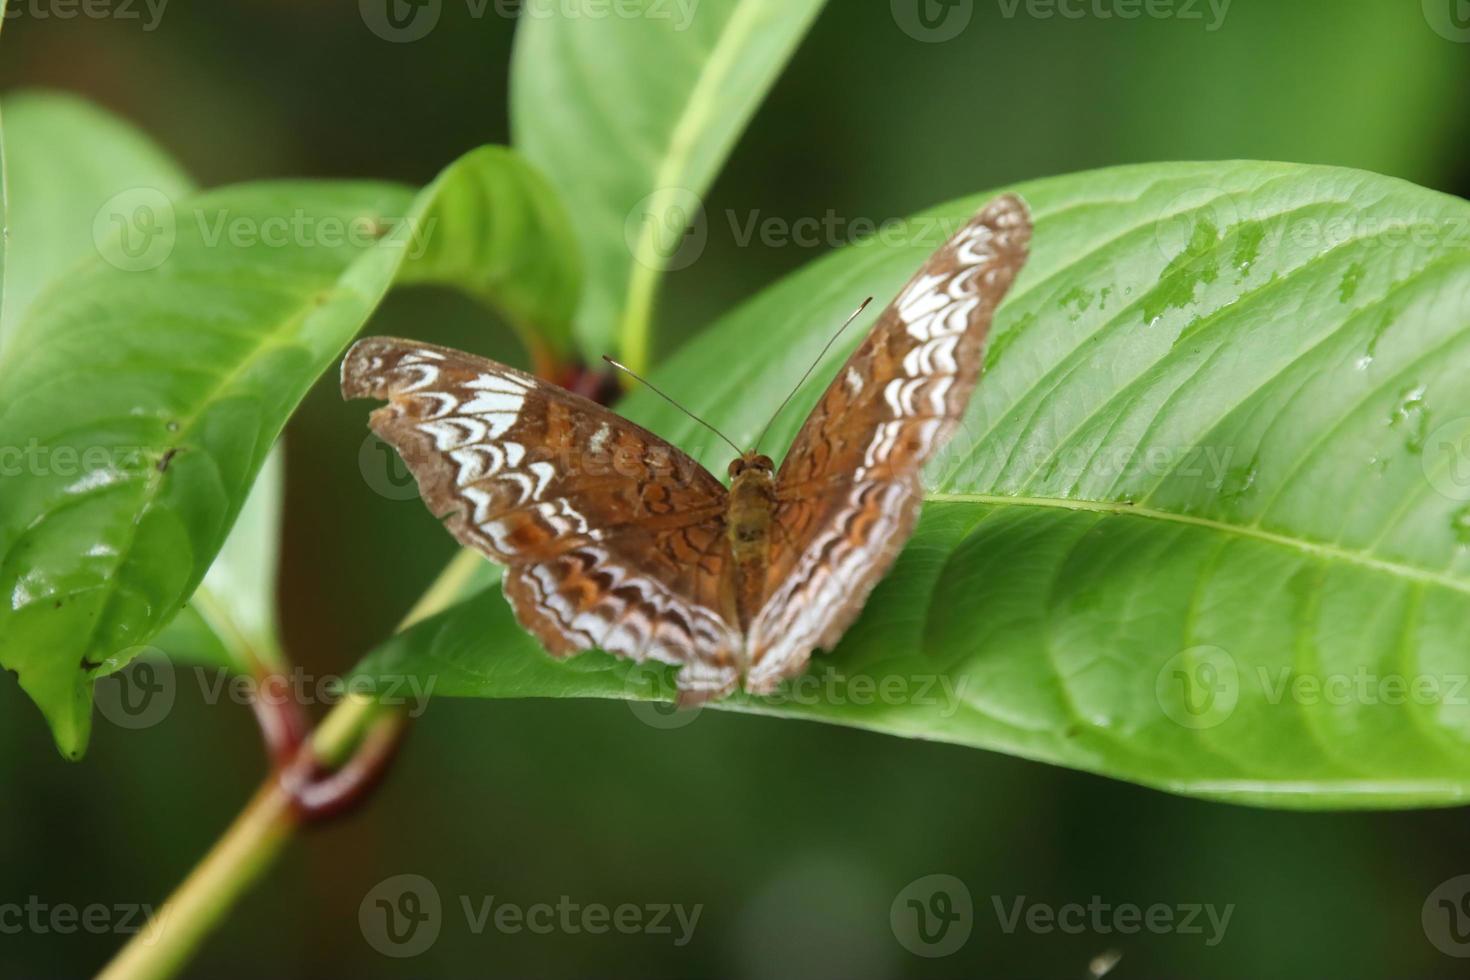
(3, 1), (1470, 976)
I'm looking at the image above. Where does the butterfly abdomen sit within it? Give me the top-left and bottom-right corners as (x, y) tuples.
(726, 459), (777, 633)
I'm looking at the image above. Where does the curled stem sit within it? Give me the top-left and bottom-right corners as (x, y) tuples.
(97, 548), (484, 980)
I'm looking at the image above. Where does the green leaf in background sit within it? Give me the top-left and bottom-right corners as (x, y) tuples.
(359, 161), (1470, 809)
(511, 0), (828, 370)
(396, 146), (582, 374)
(172, 444), (287, 675)
(0, 137), (582, 756)
(0, 93), (296, 686)
(0, 92), (193, 356)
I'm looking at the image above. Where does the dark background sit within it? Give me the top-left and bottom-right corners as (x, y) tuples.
(3, 1), (1470, 976)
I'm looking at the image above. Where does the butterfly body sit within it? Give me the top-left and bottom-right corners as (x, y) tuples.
(343, 194), (1031, 705)
(724, 452), (777, 637)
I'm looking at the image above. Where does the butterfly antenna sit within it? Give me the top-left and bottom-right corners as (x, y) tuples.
(752, 296), (873, 453)
(601, 356), (744, 456)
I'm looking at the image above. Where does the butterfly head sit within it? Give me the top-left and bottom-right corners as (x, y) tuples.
(728, 452), (774, 479)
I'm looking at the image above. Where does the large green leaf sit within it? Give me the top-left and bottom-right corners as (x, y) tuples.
(0, 146), (581, 757)
(511, 0), (827, 369)
(0, 92), (194, 356)
(358, 161), (1470, 809)
(396, 146), (582, 373)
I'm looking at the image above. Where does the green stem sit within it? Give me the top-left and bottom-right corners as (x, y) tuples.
(96, 548), (485, 980)
(615, 0), (772, 374)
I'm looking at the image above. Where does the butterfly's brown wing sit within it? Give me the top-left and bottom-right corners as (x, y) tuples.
(746, 194), (1032, 692)
(342, 338), (743, 701)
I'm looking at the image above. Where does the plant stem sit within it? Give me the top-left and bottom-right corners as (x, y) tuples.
(97, 548), (484, 980)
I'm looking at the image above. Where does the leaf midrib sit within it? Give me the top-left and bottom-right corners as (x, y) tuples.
(926, 491), (1470, 597)
(70, 299), (321, 664)
(616, 0), (776, 372)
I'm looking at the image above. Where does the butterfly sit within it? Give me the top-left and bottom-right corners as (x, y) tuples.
(341, 194), (1031, 704)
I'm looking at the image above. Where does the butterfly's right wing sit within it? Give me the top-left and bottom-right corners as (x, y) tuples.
(748, 196), (1032, 692)
(342, 338), (742, 701)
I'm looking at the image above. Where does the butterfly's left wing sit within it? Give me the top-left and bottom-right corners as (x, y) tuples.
(746, 195), (1032, 693)
(342, 338), (743, 701)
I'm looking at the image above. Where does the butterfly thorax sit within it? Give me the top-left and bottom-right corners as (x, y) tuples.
(726, 452), (776, 631)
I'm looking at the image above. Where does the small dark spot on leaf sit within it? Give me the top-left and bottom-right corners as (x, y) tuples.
(54, 600), (63, 609)
(1065, 724), (1082, 738)
(157, 448), (180, 472)
(80, 657), (103, 671)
